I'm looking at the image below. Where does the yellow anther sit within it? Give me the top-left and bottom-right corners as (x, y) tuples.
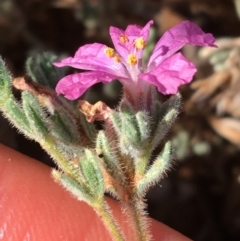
(134, 37), (146, 50)
(114, 55), (121, 63)
(104, 47), (115, 58)
(119, 33), (129, 43)
(127, 54), (137, 65)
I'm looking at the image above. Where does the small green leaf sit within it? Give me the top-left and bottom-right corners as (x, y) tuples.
(22, 91), (49, 141)
(78, 111), (97, 142)
(114, 100), (142, 146)
(26, 52), (67, 89)
(110, 111), (122, 132)
(50, 110), (79, 143)
(5, 99), (30, 135)
(96, 131), (125, 183)
(135, 111), (150, 143)
(0, 57), (12, 104)
(80, 149), (104, 198)
(150, 93), (181, 133)
(119, 99), (135, 114)
(150, 94), (181, 151)
(52, 169), (94, 204)
(137, 141), (173, 195)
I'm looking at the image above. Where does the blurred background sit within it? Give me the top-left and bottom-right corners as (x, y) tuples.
(1, 0), (240, 240)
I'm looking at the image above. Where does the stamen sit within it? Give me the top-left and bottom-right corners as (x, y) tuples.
(104, 47), (115, 58)
(134, 37), (146, 50)
(119, 33), (129, 43)
(127, 54), (137, 65)
(114, 55), (121, 63)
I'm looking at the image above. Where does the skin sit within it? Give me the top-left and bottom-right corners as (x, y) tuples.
(0, 144), (192, 241)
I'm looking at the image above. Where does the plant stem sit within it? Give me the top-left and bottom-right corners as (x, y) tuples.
(95, 199), (126, 241)
(122, 198), (151, 241)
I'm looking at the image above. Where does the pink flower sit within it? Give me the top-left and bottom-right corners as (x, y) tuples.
(54, 20), (216, 100)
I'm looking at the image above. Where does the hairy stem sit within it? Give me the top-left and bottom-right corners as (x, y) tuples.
(122, 197), (151, 241)
(95, 199), (126, 241)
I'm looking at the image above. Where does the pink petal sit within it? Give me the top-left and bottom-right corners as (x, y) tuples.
(125, 20), (153, 40)
(109, 20), (153, 60)
(109, 26), (126, 57)
(56, 71), (116, 100)
(148, 20), (216, 69)
(140, 53), (197, 94)
(54, 43), (129, 78)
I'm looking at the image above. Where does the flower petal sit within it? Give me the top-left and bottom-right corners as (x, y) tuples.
(54, 43), (129, 78)
(140, 53), (197, 94)
(148, 20), (216, 69)
(125, 20), (153, 42)
(56, 71), (116, 100)
(109, 20), (153, 60)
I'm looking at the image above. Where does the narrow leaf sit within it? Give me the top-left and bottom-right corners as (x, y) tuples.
(0, 57), (12, 104)
(150, 94), (181, 151)
(137, 141), (173, 195)
(22, 91), (49, 141)
(96, 131), (125, 183)
(52, 169), (94, 204)
(80, 149), (104, 198)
